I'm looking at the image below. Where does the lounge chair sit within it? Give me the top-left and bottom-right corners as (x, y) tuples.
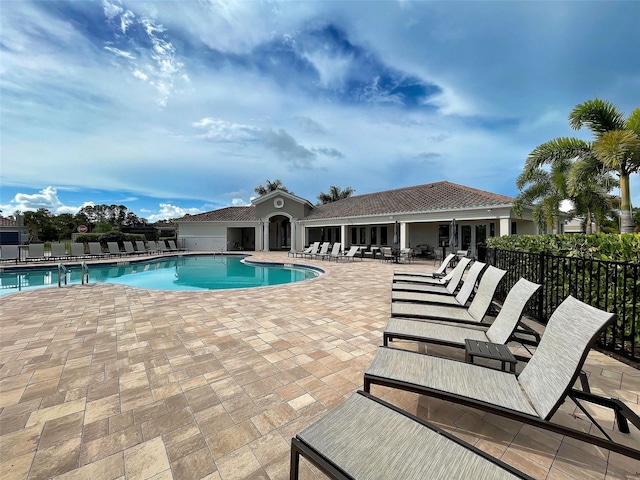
(391, 265), (506, 326)
(311, 242), (330, 259)
(295, 241), (319, 259)
(135, 240), (150, 255)
(393, 256), (472, 286)
(291, 390), (534, 480)
(391, 261), (486, 307)
(379, 246), (395, 262)
(122, 241), (138, 255)
(167, 240), (185, 252)
(50, 243), (68, 260)
(26, 244), (46, 262)
(88, 242), (105, 258)
(319, 242), (341, 260)
(146, 241), (160, 254)
(334, 245), (362, 261)
(391, 257), (472, 296)
(107, 242), (125, 257)
(395, 253), (456, 278)
(365, 296), (640, 459)
(0, 245), (21, 263)
(384, 277), (541, 350)
(70, 243), (86, 259)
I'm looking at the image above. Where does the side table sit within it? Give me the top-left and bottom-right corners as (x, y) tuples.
(464, 339), (517, 373)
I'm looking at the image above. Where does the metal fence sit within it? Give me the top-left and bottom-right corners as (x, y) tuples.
(486, 248), (639, 362)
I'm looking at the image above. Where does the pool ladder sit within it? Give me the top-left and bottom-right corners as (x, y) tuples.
(214, 243), (229, 262)
(57, 262), (90, 288)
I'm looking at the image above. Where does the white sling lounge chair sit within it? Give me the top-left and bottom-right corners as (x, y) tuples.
(50, 243), (68, 260)
(312, 242), (330, 259)
(365, 296), (640, 460)
(291, 391), (534, 480)
(392, 257), (472, 294)
(301, 241), (321, 259)
(384, 278), (541, 350)
(394, 252), (456, 279)
(26, 243), (46, 261)
(391, 266), (506, 326)
(391, 261), (486, 307)
(319, 242), (341, 260)
(334, 245), (362, 261)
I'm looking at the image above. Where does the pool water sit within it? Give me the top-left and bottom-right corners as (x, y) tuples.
(0, 256), (319, 295)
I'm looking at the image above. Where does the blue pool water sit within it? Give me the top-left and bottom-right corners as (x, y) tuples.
(0, 255), (319, 295)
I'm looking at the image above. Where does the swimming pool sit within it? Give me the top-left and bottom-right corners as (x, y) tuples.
(0, 255), (320, 295)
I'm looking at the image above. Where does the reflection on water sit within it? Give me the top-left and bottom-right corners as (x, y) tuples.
(0, 256), (318, 295)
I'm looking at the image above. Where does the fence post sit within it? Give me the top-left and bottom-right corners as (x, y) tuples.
(538, 251), (545, 321)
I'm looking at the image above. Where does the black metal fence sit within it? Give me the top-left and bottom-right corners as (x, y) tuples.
(486, 248), (639, 362)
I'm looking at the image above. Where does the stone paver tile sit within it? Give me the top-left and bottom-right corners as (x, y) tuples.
(0, 425), (43, 460)
(25, 398), (86, 430)
(53, 452), (125, 480)
(171, 447), (217, 480)
(215, 445), (263, 480)
(250, 403), (298, 436)
(207, 420), (262, 459)
(0, 451), (35, 480)
(123, 437), (171, 480)
(39, 411), (84, 449)
(141, 407), (194, 440)
(80, 425), (143, 466)
(28, 436), (81, 480)
(84, 394), (121, 425)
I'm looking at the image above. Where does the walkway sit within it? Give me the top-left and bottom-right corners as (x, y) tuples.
(0, 252), (638, 479)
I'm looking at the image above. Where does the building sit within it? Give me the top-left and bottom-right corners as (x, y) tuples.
(176, 181), (539, 256)
(0, 214), (29, 245)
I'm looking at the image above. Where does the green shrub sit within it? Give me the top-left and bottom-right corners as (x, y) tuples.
(486, 233), (640, 263)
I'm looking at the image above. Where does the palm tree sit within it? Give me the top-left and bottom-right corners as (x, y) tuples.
(317, 186), (355, 205)
(569, 99), (640, 233)
(515, 155), (616, 233)
(254, 179), (291, 196)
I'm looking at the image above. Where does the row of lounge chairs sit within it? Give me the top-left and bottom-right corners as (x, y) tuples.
(0, 240), (185, 263)
(291, 258), (640, 478)
(288, 242), (363, 261)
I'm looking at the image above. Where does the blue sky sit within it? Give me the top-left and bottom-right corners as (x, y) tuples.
(1, 0), (639, 222)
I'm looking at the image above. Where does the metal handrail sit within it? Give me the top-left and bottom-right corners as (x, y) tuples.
(81, 262), (89, 285)
(57, 263), (69, 287)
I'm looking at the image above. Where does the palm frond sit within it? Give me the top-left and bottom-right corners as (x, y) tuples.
(624, 107), (640, 136)
(569, 98), (626, 135)
(594, 130), (640, 173)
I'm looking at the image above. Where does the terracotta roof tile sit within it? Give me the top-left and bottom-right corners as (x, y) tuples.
(0, 217), (18, 227)
(179, 206), (257, 222)
(302, 181), (515, 220)
(176, 181), (515, 223)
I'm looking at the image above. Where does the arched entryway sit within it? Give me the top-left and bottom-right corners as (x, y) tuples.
(263, 214), (294, 251)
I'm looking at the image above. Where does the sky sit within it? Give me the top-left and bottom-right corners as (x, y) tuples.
(1, 0), (639, 222)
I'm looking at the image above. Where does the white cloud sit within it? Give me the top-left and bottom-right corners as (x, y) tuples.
(0, 187), (93, 215)
(146, 203), (203, 222)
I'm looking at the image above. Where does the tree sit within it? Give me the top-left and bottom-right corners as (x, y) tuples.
(569, 99), (640, 233)
(517, 98), (638, 233)
(317, 185), (355, 205)
(254, 179), (291, 196)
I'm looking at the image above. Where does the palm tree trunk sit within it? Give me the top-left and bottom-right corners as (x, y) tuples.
(619, 174), (635, 233)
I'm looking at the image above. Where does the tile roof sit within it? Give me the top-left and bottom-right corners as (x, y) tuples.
(178, 206), (257, 222)
(303, 181), (515, 220)
(177, 181), (515, 223)
(0, 216), (18, 227)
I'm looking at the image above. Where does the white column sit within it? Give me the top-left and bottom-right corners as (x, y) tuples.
(400, 222), (408, 248)
(255, 224), (262, 251)
(500, 218), (510, 236)
(262, 218), (270, 251)
(340, 225), (347, 246)
(290, 220), (297, 252)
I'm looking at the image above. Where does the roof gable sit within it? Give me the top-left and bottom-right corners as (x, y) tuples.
(177, 206), (257, 222)
(251, 190), (313, 208)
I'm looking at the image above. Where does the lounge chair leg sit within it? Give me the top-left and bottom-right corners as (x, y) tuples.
(290, 440), (300, 480)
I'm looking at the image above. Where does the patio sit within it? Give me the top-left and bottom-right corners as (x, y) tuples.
(0, 252), (638, 479)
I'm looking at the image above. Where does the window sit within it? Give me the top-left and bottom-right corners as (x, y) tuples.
(351, 227), (357, 245)
(511, 221), (517, 235)
(461, 225), (471, 250)
(380, 226), (388, 245)
(438, 225), (450, 247)
(476, 225), (487, 245)
(371, 227), (377, 245)
(359, 227), (366, 244)
(489, 222), (495, 237)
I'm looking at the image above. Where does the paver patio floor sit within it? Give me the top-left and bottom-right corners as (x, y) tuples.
(1, 252), (638, 479)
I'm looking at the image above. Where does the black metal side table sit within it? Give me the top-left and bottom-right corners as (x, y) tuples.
(464, 339), (517, 373)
